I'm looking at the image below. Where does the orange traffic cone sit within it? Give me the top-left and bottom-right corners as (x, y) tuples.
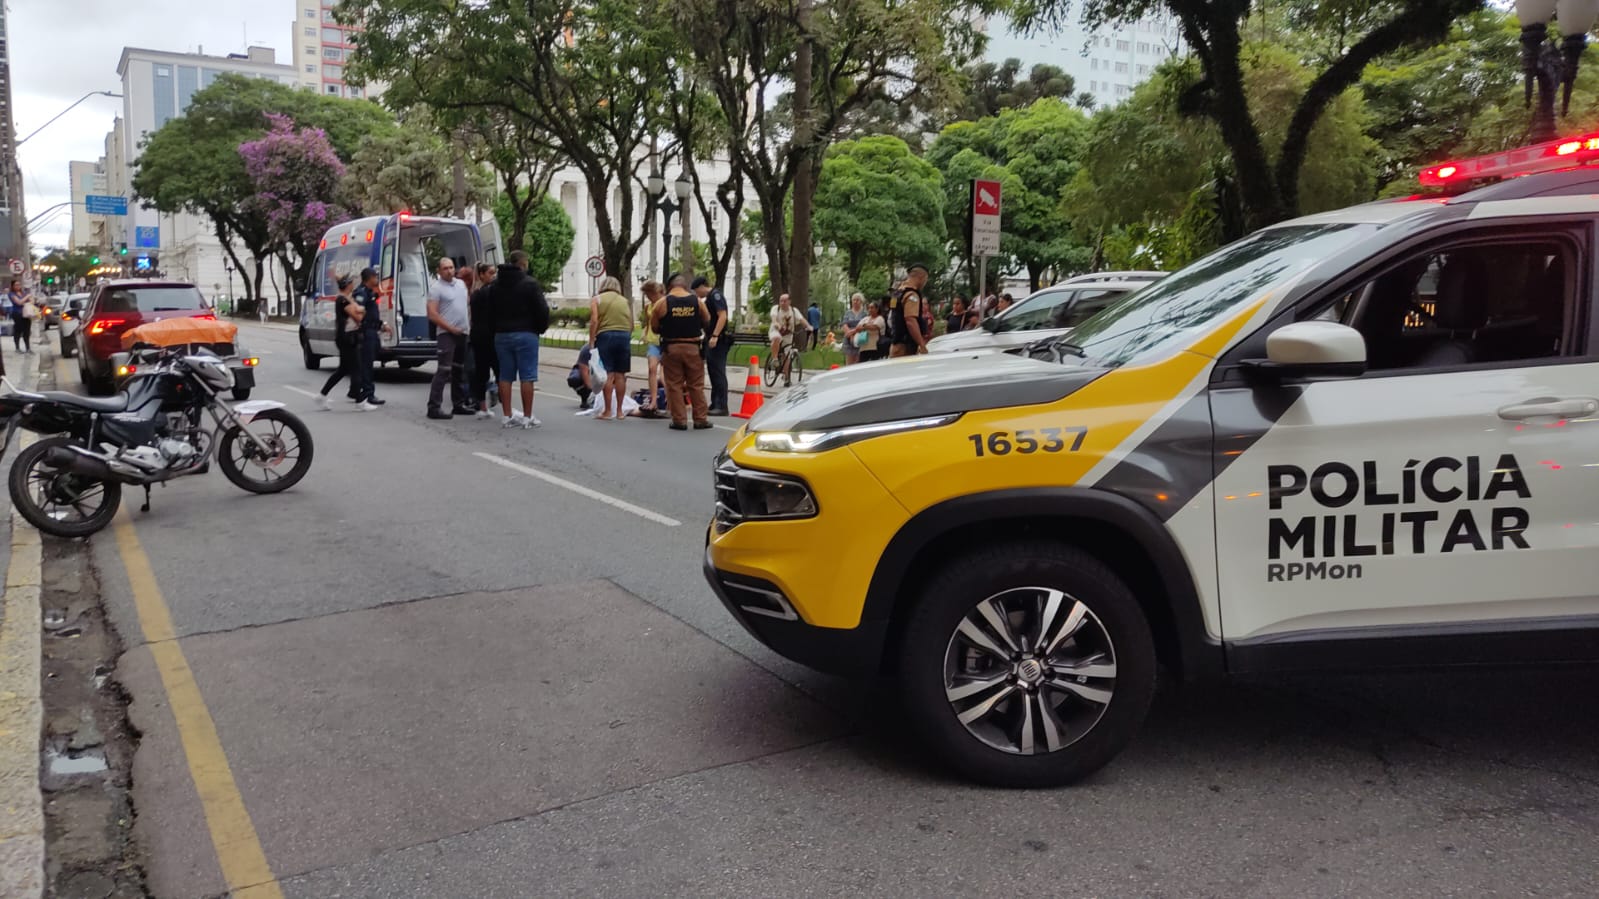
(830, 364), (839, 369)
(732, 355), (765, 419)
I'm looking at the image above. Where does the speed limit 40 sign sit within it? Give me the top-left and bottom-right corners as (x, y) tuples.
(584, 256), (605, 278)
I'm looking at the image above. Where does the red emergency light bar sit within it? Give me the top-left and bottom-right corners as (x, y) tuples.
(1419, 131), (1599, 187)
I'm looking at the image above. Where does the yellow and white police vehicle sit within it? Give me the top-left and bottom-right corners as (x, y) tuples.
(705, 135), (1599, 787)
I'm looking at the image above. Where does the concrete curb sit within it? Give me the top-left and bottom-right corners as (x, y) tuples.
(0, 349), (44, 898)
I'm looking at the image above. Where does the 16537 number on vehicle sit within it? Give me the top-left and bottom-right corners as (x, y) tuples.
(966, 426), (1087, 458)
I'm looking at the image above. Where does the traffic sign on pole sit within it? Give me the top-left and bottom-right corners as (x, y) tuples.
(970, 179), (1002, 257)
(8, 259), (23, 275)
(84, 194), (128, 216)
(584, 256), (605, 278)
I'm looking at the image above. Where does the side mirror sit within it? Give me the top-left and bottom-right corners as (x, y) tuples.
(981, 317), (1000, 333)
(1247, 321), (1366, 379)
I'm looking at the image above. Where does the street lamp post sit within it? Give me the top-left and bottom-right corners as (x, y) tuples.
(1515, 0), (1599, 143)
(649, 171), (694, 282)
(17, 91), (123, 147)
(224, 260), (235, 316)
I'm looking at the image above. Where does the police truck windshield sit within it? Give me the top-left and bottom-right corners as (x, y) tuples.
(1068, 223), (1378, 369)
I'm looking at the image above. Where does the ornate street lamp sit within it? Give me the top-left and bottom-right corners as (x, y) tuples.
(652, 170), (694, 281)
(1517, 0), (1599, 143)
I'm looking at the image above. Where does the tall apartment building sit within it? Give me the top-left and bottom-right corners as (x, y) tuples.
(68, 160), (108, 252)
(0, 2), (24, 265)
(1065, 13), (1184, 106)
(290, 2), (381, 99)
(103, 47), (300, 300)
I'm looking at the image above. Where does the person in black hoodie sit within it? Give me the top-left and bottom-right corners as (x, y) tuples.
(468, 262), (499, 419)
(490, 250), (550, 428)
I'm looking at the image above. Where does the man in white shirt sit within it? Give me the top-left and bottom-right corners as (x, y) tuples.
(425, 257), (472, 419)
(767, 292), (810, 388)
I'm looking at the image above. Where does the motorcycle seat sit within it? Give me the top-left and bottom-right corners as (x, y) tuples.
(37, 391), (129, 414)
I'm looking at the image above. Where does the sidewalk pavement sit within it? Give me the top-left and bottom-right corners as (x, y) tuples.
(0, 348), (46, 898)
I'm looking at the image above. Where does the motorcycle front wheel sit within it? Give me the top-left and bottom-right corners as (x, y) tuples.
(217, 409), (314, 494)
(8, 436), (123, 538)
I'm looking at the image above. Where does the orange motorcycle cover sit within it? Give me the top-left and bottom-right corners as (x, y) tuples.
(121, 317), (239, 349)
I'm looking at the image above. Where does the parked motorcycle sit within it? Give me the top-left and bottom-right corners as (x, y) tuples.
(0, 344), (313, 538)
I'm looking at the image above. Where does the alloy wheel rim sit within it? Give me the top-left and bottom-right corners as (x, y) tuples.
(28, 467), (111, 523)
(942, 586), (1117, 756)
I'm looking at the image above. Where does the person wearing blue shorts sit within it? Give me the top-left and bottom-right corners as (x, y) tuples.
(588, 276), (634, 420)
(487, 250), (549, 428)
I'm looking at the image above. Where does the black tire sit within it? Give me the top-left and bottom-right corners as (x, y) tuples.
(896, 541), (1157, 788)
(60, 337), (75, 358)
(792, 352), (804, 385)
(300, 329), (322, 370)
(217, 408), (314, 494)
(763, 352), (779, 388)
(231, 387), (252, 402)
(397, 360), (425, 369)
(7, 436), (123, 539)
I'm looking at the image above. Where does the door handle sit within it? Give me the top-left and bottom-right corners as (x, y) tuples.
(1496, 396), (1599, 421)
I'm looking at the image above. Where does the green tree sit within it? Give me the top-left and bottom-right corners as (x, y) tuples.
(345, 0), (673, 287)
(955, 58), (1078, 123)
(1013, 0), (1483, 233)
(813, 135), (946, 284)
(1066, 48), (1378, 270)
(132, 74), (395, 301)
(926, 98), (1094, 292)
(493, 188), (575, 287)
(672, 0), (988, 315)
(344, 128), (493, 217)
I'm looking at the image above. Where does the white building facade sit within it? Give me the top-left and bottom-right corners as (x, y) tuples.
(1048, 13), (1185, 107)
(68, 160), (108, 252)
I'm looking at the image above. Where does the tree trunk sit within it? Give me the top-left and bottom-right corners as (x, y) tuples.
(847, 246), (864, 283)
(787, 0), (816, 311)
(1194, 18), (1286, 233)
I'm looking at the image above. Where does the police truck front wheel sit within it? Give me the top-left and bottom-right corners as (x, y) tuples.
(896, 541), (1157, 787)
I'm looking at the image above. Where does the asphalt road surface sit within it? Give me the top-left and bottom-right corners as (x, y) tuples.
(62, 322), (1599, 898)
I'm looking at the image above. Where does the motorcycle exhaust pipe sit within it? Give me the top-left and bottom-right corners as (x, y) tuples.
(42, 446), (132, 483)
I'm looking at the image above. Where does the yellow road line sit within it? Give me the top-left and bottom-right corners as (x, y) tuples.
(112, 514), (283, 899)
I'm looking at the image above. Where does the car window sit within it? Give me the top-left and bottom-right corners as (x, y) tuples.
(99, 286), (208, 313)
(997, 290), (1074, 331)
(319, 242), (372, 295)
(1056, 288), (1126, 328)
(1335, 238), (1578, 370)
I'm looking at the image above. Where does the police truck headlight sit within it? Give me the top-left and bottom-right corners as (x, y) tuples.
(753, 414), (960, 454)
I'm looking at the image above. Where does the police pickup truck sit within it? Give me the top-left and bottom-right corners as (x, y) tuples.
(704, 134), (1599, 787)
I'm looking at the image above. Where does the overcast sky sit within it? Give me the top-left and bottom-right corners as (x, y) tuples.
(10, 2), (1048, 254)
(11, 0), (289, 250)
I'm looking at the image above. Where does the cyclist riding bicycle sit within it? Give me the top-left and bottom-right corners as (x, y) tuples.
(768, 292), (811, 387)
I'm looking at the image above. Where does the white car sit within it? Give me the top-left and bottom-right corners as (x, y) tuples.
(927, 272), (1164, 354)
(56, 294), (91, 358)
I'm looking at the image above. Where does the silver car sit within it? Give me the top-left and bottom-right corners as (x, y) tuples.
(927, 272), (1165, 354)
(56, 294), (91, 357)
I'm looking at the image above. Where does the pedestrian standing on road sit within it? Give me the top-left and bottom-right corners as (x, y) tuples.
(889, 264), (931, 357)
(858, 301), (887, 362)
(316, 275), (368, 410)
(425, 257), (472, 420)
(354, 267), (389, 408)
(841, 293), (866, 365)
(649, 272), (711, 431)
(638, 280), (665, 419)
(8, 280), (34, 355)
(694, 276), (732, 415)
(589, 275), (633, 421)
(491, 250), (550, 428)
(806, 301), (822, 350)
(469, 263), (499, 419)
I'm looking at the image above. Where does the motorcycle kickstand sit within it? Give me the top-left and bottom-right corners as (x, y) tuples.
(140, 484), (152, 513)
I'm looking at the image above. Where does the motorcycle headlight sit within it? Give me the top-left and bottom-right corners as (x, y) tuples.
(753, 414), (960, 454)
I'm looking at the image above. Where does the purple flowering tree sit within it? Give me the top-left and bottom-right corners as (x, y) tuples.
(239, 114), (348, 315)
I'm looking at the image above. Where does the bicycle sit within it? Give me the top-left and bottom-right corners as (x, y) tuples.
(763, 341), (804, 388)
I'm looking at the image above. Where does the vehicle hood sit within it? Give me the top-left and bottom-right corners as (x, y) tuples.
(926, 328), (1008, 353)
(746, 352), (1108, 432)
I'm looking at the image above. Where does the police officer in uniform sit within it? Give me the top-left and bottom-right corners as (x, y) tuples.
(649, 273), (712, 430)
(889, 263), (931, 357)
